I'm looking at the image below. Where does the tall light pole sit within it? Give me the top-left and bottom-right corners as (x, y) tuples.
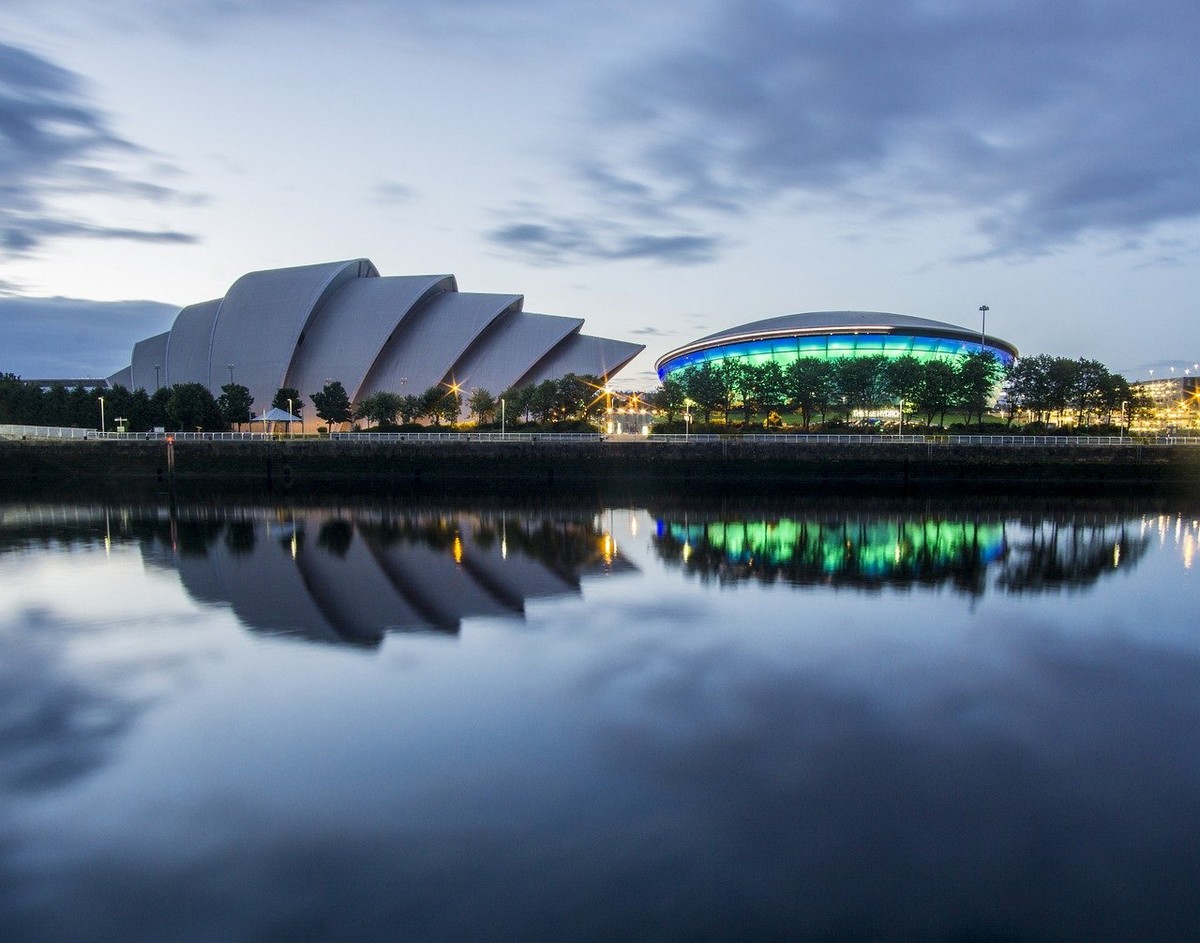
(227, 363), (235, 385)
(287, 397), (293, 438)
(978, 305), (989, 349)
(98, 395), (105, 433)
(501, 397), (506, 435)
(154, 364), (160, 391)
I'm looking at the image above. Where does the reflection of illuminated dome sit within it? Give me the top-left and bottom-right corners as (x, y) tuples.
(655, 311), (1018, 379)
(657, 515), (1006, 590)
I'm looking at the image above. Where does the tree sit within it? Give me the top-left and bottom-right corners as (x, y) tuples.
(680, 362), (726, 422)
(467, 388), (497, 424)
(311, 380), (352, 430)
(834, 356), (889, 418)
(165, 383), (224, 431)
(218, 383), (253, 430)
(272, 387), (302, 417)
(500, 385), (533, 423)
(915, 361), (957, 427)
(527, 380), (559, 424)
(884, 356), (924, 425)
(648, 375), (687, 423)
(784, 358), (835, 430)
(956, 352), (1003, 427)
(354, 391), (402, 428)
(398, 394), (422, 424)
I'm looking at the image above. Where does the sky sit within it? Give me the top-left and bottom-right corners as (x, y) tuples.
(1, 0), (1198, 388)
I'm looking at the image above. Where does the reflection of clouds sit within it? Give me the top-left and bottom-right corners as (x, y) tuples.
(576, 620), (1200, 939)
(0, 609), (139, 794)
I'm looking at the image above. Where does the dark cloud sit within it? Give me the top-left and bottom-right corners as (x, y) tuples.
(0, 296), (179, 377)
(586, 0), (1200, 257)
(488, 215), (721, 266)
(0, 41), (198, 259)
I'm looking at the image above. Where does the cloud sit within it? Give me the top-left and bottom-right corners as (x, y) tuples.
(0, 296), (179, 377)
(580, 0), (1200, 258)
(488, 215), (722, 266)
(370, 180), (415, 206)
(0, 41), (198, 260)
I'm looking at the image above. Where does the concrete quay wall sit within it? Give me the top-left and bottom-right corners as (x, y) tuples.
(3, 438), (1199, 494)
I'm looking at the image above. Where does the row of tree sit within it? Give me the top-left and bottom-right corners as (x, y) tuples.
(644, 353), (1145, 429)
(0, 372), (607, 432)
(647, 353), (1007, 429)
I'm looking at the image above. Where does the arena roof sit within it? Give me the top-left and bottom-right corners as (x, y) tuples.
(656, 310), (1018, 376)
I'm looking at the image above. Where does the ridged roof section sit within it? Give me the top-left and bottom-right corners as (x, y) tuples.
(164, 300), (220, 387)
(284, 274), (455, 401)
(447, 310), (584, 396)
(518, 333), (644, 386)
(208, 259), (378, 411)
(130, 330), (169, 392)
(359, 292), (522, 397)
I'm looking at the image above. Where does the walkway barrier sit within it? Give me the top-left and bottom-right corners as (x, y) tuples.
(4, 424), (1199, 447)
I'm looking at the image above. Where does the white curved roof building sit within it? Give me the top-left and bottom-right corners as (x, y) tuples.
(111, 259), (643, 411)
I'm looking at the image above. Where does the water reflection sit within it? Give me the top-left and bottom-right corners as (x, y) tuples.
(1, 504), (636, 646)
(653, 508), (1158, 596)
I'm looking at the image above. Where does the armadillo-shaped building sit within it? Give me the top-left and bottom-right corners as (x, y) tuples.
(110, 259), (643, 412)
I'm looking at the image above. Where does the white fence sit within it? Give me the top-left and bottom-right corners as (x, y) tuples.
(4, 424), (1198, 447)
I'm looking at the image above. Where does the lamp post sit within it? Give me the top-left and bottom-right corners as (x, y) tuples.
(98, 395), (105, 433)
(287, 397), (293, 438)
(154, 364), (160, 391)
(501, 397), (505, 435)
(978, 305), (989, 349)
(227, 363), (235, 385)
(1121, 399), (1128, 438)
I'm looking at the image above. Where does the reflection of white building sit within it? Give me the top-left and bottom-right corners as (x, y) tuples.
(147, 510), (637, 647)
(110, 259), (643, 415)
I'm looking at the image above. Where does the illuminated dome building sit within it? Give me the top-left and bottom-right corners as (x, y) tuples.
(110, 259), (643, 413)
(655, 311), (1018, 380)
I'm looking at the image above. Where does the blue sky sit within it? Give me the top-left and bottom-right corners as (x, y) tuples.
(1, 0), (1198, 387)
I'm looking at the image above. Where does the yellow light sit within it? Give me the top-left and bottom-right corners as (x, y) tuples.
(453, 534), (463, 564)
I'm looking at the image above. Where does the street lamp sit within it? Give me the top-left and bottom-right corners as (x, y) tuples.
(154, 364), (160, 391)
(227, 363), (235, 385)
(978, 305), (989, 348)
(1121, 400), (1129, 438)
(98, 395), (105, 433)
(287, 397), (293, 438)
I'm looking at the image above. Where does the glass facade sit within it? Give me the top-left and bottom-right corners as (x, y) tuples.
(657, 332), (1016, 380)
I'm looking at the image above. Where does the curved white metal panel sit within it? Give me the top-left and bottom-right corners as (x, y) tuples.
(130, 330), (170, 392)
(359, 292), (522, 397)
(518, 334), (645, 386)
(448, 310), (584, 398)
(285, 274), (455, 402)
(107, 365), (133, 389)
(208, 259), (377, 411)
(164, 300), (219, 388)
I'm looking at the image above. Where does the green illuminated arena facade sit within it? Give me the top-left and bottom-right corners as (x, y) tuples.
(655, 311), (1019, 380)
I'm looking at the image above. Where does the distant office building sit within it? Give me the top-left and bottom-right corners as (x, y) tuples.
(1130, 375), (1200, 431)
(656, 311), (1018, 380)
(111, 259), (643, 413)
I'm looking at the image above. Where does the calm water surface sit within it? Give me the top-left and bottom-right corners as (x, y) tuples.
(1, 497), (1198, 941)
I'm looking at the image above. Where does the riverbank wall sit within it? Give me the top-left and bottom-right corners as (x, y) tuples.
(3, 438), (1199, 496)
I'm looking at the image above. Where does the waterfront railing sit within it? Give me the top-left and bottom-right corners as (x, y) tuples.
(4, 424), (1199, 447)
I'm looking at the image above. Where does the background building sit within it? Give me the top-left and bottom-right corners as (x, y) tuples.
(656, 311), (1018, 380)
(111, 259), (643, 413)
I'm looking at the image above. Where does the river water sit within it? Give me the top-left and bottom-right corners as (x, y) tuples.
(1, 496), (1198, 941)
